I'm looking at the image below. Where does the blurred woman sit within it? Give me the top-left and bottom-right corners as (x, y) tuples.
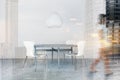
(90, 14), (113, 76)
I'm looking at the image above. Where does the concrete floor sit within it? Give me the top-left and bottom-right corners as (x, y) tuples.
(0, 58), (120, 80)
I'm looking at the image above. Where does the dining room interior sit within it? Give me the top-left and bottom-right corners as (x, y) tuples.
(0, 0), (120, 80)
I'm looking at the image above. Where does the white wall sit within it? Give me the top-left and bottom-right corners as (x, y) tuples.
(0, 0), (6, 43)
(0, 0), (107, 59)
(0, 0), (6, 59)
(0, 0), (18, 58)
(18, 0), (86, 46)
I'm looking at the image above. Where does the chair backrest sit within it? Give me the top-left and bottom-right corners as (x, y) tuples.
(77, 41), (85, 56)
(66, 40), (77, 45)
(24, 41), (35, 57)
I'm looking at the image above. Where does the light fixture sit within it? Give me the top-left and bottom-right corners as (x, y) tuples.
(69, 18), (77, 22)
(75, 22), (84, 26)
(46, 12), (63, 28)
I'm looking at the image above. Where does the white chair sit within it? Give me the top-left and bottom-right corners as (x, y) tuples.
(23, 41), (47, 71)
(65, 40), (77, 63)
(65, 41), (85, 69)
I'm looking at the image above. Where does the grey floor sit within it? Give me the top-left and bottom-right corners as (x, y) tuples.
(0, 58), (120, 80)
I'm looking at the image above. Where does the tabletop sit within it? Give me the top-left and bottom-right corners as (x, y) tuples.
(34, 44), (77, 47)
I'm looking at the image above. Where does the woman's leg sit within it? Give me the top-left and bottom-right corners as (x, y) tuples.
(90, 58), (100, 71)
(103, 51), (112, 74)
(104, 56), (111, 72)
(90, 48), (103, 71)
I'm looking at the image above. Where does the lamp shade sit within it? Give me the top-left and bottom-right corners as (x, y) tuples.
(46, 12), (62, 28)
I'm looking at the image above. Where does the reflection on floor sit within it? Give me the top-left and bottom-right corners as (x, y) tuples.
(0, 58), (120, 80)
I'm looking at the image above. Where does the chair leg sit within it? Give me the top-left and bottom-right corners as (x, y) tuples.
(52, 50), (54, 61)
(23, 56), (28, 68)
(44, 54), (48, 80)
(83, 56), (87, 66)
(72, 56), (74, 64)
(35, 56), (37, 72)
(74, 56), (77, 70)
(63, 53), (65, 61)
(45, 54), (48, 72)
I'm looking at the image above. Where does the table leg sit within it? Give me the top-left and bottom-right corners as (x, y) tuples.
(57, 48), (60, 68)
(52, 48), (53, 61)
(34, 47), (37, 72)
(71, 47), (74, 64)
